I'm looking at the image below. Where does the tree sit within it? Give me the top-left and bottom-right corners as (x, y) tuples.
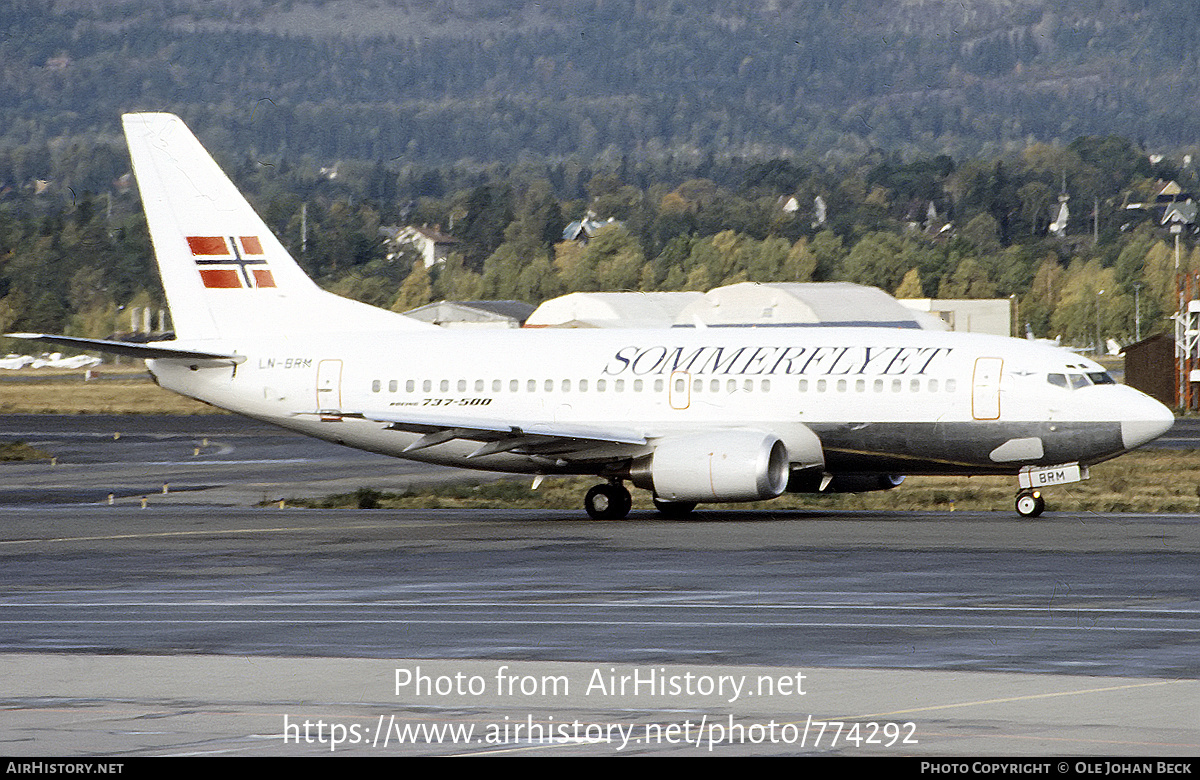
(390, 261), (432, 312)
(840, 232), (907, 291)
(457, 184), (514, 269)
(1022, 256), (1065, 338)
(1050, 259), (1132, 348)
(808, 229), (845, 281)
(938, 256), (996, 299)
(894, 267), (924, 298)
(586, 224), (644, 292)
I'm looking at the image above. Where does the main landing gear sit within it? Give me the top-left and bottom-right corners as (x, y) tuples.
(1015, 490), (1045, 518)
(584, 481), (632, 520)
(583, 481), (700, 520)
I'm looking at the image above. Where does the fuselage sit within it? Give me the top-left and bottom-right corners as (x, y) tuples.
(147, 324), (1174, 479)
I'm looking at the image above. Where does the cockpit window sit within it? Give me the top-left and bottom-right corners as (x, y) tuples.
(1069, 373), (1090, 389)
(1047, 373), (1068, 388)
(1088, 371), (1115, 385)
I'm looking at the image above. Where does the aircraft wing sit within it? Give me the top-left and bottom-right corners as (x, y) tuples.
(5, 333), (244, 364)
(344, 410), (648, 460)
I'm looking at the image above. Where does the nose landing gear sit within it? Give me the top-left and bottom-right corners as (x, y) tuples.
(1015, 490), (1045, 518)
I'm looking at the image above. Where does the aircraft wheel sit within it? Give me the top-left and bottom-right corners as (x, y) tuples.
(1015, 491), (1045, 518)
(585, 483), (632, 520)
(652, 497), (697, 519)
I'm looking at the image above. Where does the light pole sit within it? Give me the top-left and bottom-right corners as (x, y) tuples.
(1096, 288), (1104, 355)
(1134, 282), (1142, 342)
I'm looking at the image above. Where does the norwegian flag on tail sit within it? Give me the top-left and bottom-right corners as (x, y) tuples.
(187, 236), (276, 289)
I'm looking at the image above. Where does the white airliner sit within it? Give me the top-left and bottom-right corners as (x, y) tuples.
(10, 113), (1176, 519)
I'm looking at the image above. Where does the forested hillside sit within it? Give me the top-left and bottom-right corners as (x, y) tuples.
(6, 0), (1200, 161)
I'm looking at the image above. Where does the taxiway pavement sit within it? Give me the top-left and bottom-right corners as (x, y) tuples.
(0, 415), (1196, 756)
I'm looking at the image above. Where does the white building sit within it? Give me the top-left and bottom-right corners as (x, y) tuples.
(898, 298), (1012, 337)
(381, 225), (458, 268)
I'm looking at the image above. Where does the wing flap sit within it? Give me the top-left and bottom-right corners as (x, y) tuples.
(339, 410), (648, 458)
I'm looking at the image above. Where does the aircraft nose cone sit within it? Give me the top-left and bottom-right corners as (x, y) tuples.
(1120, 395), (1175, 450)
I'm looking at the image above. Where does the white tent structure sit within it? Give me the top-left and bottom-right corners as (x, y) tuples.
(526, 283), (949, 330)
(678, 282), (949, 330)
(525, 291), (706, 328)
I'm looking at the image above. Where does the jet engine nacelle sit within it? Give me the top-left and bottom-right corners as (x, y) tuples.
(631, 430), (789, 502)
(787, 471), (906, 493)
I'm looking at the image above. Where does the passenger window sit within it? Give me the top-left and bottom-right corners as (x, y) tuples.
(526, 379), (535, 392)
(406, 380), (415, 393)
(371, 380), (381, 393)
(388, 380), (397, 393)
(423, 380), (432, 392)
(634, 379), (643, 392)
(562, 379), (571, 392)
(817, 379), (827, 392)
(762, 379), (770, 392)
(945, 379), (956, 392)
(597, 379), (606, 391)
(492, 379), (500, 392)
(929, 379), (938, 392)
(579, 379), (588, 391)
(873, 379), (883, 393)
(799, 379), (808, 392)
(654, 379), (663, 392)
(854, 379), (864, 393)
(440, 380), (449, 392)
(545, 379), (553, 392)
(836, 379), (846, 393)
(910, 379), (920, 392)
(710, 379), (719, 392)
(616, 379), (625, 392)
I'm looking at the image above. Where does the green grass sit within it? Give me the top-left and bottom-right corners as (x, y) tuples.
(0, 440), (52, 461)
(0, 367), (222, 414)
(280, 449), (1200, 514)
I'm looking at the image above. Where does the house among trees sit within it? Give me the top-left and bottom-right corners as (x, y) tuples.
(562, 211), (622, 244)
(1157, 180), (1197, 231)
(380, 224), (458, 268)
(1124, 181), (1197, 233)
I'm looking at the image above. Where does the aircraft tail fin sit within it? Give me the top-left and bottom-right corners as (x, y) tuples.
(122, 113), (430, 341)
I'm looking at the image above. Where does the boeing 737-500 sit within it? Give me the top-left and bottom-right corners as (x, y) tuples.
(9, 113), (1176, 519)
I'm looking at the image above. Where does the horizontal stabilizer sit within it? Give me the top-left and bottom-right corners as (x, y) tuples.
(5, 333), (244, 363)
